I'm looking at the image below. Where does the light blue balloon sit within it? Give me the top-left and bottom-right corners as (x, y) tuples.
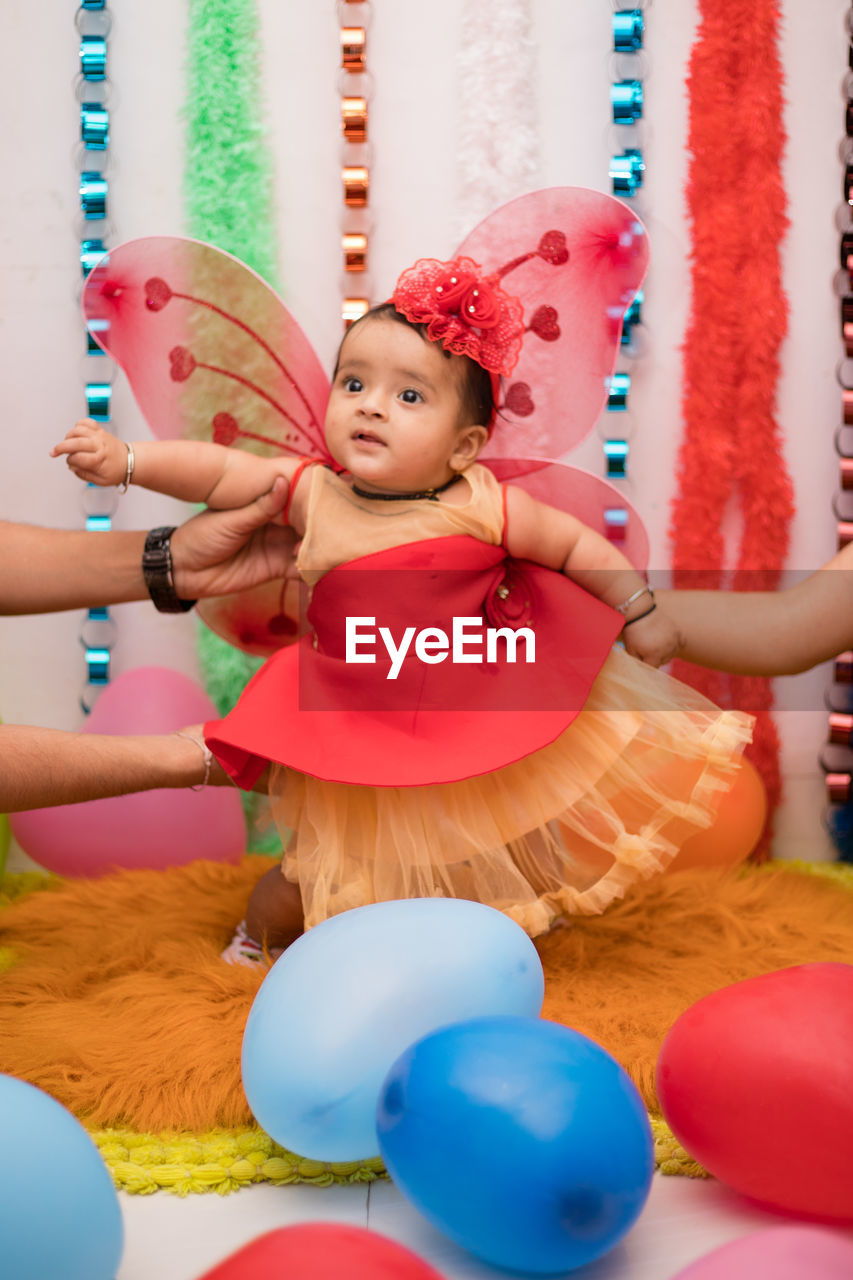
(242, 897), (544, 1162)
(0, 1074), (124, 1280)
(377, 1016), (654, 1274)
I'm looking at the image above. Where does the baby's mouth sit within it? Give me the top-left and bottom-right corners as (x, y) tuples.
(353, 431), (386, 446)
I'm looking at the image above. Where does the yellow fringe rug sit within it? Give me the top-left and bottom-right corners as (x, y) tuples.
(1, 856), (852, 1195)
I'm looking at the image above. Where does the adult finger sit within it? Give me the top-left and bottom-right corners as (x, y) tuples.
(227, 476), (289, 534)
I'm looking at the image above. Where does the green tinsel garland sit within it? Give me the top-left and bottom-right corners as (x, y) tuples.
(184, 0), (280, 286)
(184, 0), (282, 851)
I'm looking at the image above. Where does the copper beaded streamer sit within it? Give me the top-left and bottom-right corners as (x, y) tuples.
(340, 1), (372, 328)
(823, 3), (853, 858)
(76, 0), (119, 711)
(602, 6), (647, 544)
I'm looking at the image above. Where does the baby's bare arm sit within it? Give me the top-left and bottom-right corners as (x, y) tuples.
(52, 419), (297, 507)
(503, 486), (683, 667)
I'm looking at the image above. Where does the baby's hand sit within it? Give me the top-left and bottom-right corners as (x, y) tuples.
(50, 418), (128, 487)
(621, 606), (684, 668)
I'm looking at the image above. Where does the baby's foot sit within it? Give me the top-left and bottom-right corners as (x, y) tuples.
(221, 920), (283, 967)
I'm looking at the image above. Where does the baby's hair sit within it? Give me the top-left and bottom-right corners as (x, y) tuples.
(336, 302), (496, 430)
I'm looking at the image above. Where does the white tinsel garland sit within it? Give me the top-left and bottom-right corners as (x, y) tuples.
(455, 0), (542, 239)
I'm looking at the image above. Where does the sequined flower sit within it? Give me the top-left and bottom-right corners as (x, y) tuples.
(392, 256), (524, 376)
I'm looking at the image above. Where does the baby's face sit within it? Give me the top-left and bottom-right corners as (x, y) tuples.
(325, 317), (480, 494)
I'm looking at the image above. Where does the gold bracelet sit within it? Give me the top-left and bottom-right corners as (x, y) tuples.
(117, 442), (134, 493)
(614, 584), (653, 615)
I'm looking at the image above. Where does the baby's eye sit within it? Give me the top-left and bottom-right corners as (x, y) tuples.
(399, 388), (424, 404)
(343, 376), (363, 393)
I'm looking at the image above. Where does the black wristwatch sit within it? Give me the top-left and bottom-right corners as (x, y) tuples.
(142, 526), (198, 613)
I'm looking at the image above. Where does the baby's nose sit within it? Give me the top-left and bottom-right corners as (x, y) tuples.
(360, 392), (388, 417)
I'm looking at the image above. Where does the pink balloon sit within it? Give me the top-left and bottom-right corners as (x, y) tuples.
(671, 1226), (853, 1279)
(85, 665), (219, 734)
(10, 667), (245, 875)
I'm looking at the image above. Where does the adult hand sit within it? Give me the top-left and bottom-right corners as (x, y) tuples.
(170, 478), (298, 600)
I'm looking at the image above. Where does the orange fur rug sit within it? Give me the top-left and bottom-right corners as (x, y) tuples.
(1, 857), (853, 1133)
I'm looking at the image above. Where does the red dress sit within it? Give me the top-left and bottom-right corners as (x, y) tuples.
(205, 464), (753, 936)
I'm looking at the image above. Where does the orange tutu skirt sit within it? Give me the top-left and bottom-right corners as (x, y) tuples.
(269, 644), (754, 937)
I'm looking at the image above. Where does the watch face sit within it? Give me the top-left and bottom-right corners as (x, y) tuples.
(143, 526), (174, 566)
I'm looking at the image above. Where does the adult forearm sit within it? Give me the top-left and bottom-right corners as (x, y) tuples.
(0, 725), (208, 811)
(0, 524), (147, 614)
(659, 572), (853, 676)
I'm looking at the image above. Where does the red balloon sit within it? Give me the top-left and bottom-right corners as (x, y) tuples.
(657, 964), (853, 1222)
(195, 1223), (447, 1280)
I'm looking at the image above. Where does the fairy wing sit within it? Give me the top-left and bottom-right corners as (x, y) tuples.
(80, 200), (649, 657)
(482, 457), (649, 572)
(82, 236), (330, 459)
(453, 187), (648, 460)
(82, 236), (331, 653)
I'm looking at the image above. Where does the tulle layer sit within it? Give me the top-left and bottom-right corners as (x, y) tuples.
(268, 646), (754, 937)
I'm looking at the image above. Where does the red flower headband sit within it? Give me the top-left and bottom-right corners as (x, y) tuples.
(391, 256), (525, 378)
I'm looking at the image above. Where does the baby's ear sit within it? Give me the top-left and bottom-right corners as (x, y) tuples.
(452, 424), (488, 469)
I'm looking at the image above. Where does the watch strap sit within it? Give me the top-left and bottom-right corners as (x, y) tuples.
(142, 526), (197, 613)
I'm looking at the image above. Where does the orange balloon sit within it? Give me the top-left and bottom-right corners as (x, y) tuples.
(665, 757), (767, 872)
(556, 756), (767, 878)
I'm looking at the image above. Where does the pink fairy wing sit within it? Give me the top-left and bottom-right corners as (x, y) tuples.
(192, 526), (305, 659)
(482, 457), (649, 571)
(82, 236), (330, 459)
(454, 187), (648, 459)
(83, 236), (331, 655)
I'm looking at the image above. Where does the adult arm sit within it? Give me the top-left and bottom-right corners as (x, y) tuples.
(0, 477), (292, 615)
(660, 560), (853, 676)
(0, 722), (270, 811)
(0, 724), (213, 811)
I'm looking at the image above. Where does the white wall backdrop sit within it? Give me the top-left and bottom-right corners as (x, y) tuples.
(1, 0), (848, 858)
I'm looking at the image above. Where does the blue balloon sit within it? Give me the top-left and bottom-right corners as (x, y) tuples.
(377, 1017), (653, 1275)
(242, 898), (544, 1162)
(0, 1074), (124, 1280)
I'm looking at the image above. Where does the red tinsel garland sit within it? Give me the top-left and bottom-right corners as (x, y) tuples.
(669, 0), (795, 858)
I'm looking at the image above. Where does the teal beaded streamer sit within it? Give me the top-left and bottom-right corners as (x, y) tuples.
(80, 237), (107, 276)
(77, 2), (117, 711)
(603, 439), (629, 479)
(606, 371), (631, 411)
(613, 9), (644, 53)
(610, 80), (643, 124)
(610, 148), (644, 198)
(79, 170), (108, 219)
(603, 7), (647, 541)
(84, 382), (112, 421)
(79, 35), (106, 80)
(80, 102), (109, 149)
